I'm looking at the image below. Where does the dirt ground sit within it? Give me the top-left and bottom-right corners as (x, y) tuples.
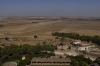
(0, 17), (100, 45)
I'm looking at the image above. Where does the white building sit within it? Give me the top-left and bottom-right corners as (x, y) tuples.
(22, 55), (26, 60)
(77, 45), (95, 51)
(90, 51), (100, 55)
(73, 41), (81, 45)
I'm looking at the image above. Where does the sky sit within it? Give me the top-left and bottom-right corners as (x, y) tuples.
(0, 0), (100, 17)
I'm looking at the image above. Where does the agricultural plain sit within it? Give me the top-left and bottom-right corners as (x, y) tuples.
(0, 17), (100, 45)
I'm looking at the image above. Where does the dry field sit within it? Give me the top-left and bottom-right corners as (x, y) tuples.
(0, 17), (100, 45)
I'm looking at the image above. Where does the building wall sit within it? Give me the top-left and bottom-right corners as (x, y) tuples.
(78, 45), (95, 51)
(90, 52), (100, 55)
(30, 58), (71, 65)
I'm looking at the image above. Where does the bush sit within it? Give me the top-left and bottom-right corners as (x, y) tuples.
(25, 59), (31, 65)
(34, 35), (38, 38)
(17, 60), (26, 66)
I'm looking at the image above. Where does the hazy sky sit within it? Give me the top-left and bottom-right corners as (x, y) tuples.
(0, 0), (100, 17)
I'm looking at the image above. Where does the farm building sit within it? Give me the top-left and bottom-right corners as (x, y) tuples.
(90, 51), (100, 56)
(77, 45), (95, 51)
(30, 57), (71, 65)
(73, 41), (81, 45)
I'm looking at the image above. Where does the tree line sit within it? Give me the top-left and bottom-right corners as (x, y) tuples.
(52, 32), (100, 46)
(69, 55), (92, 66)
(69, 55), (100, 66)
(0, 44), (57, 65)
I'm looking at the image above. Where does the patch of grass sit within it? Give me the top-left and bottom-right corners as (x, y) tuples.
(11, 60), (21, 64)
(0, 64), (3, 66)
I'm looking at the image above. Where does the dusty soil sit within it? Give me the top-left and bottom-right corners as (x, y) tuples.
(0, 17), (100, 45)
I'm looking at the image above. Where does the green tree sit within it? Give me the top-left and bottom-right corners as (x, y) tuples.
(80, 62), (88, 66)
(34, 35), (38, 38)
(17, 60), (26, 66)
(71, 59), (79, 66)
(94, 57), (100, 65)
(25, 59), (31, 65)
